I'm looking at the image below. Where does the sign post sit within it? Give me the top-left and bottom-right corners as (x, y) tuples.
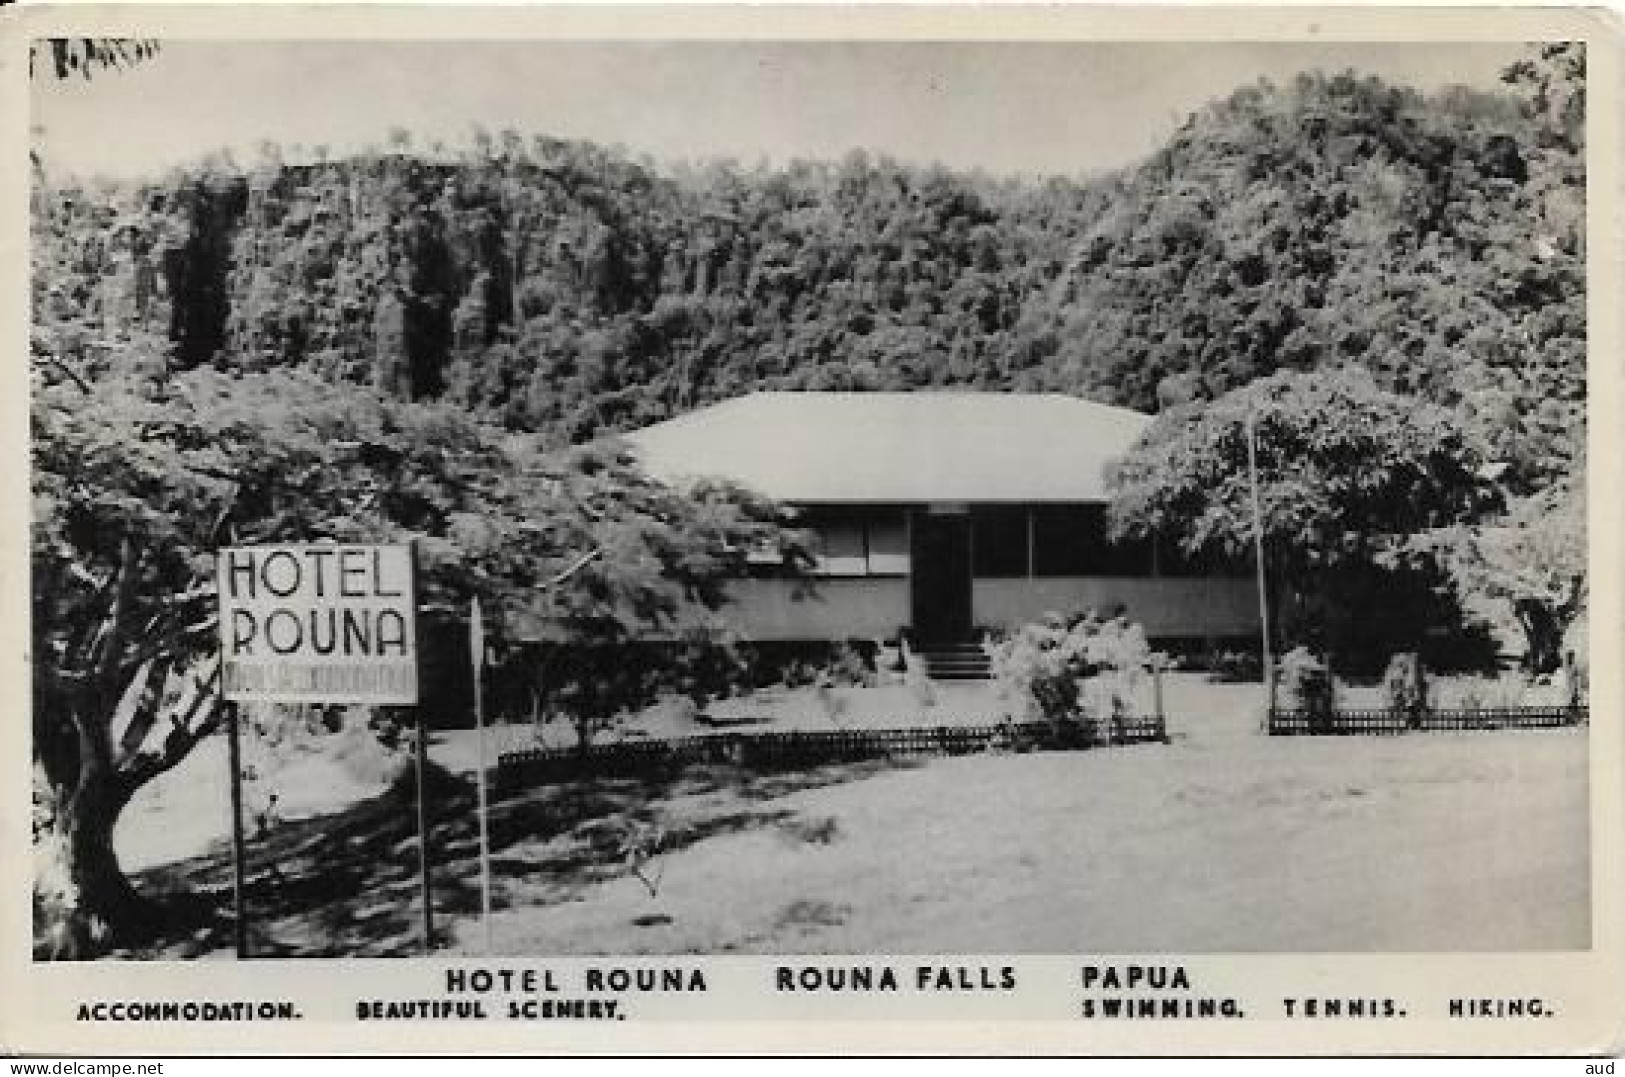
(225, 698), (248, 959)
(216, 543), (422, 955)
(414, 705), (433, 955)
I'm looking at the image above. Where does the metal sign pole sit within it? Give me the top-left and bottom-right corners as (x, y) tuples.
(410, 544), (433, 955)
(471, 597), (493, 954)
(225, 698), (249, 959)
(415, 706), (433, 954)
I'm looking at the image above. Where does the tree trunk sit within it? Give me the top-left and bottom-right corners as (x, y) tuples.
(36, 779), (151, 960)
(1514, 598), (1563, 675)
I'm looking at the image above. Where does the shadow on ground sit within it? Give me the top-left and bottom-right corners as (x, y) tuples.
(116, 757), (908, 958)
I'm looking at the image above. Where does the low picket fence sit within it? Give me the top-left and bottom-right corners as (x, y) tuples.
(496, 714), (1167, 789)
(1267, 705), (1587, 737)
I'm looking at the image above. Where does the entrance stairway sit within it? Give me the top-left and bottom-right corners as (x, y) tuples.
(913, 640), (992, 681)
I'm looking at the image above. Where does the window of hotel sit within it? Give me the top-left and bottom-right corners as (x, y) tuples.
(1028, 504), (1155, 577)
(1156, 538), (1233, 577)
(972, 506), (1029, 578)
(802, 504), (1166, 579)
(1031, 505), (1093, 576)
(865, 512), (909, 576)
(1095, 533), (1156, 576)
(1087, 504), (1155, 575)
(812, 516), (868, 575)
(805, 508), (909, 577)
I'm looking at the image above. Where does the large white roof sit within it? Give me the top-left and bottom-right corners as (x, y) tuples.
(624, 391), (1152, 504)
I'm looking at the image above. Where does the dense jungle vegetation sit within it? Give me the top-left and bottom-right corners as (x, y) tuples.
(33, 51), (1584, 495)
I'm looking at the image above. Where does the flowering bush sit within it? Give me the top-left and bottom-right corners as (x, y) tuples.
(1382, 652), (1429, 715)
(985, 611), (1154, 736)
(1208, 649), (1263, 683)
(1280, 647), (1333, 717)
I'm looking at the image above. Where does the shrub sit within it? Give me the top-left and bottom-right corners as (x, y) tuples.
(647, 693), (702, 732)
(1433, 674), (1520, 710)
(985, 610), (1153, 735)
(811, 680), (852, 725)
(904, 654), (939, 709)
(1382, 652), (1429, 717)
(1281, 647), (1333, 719)
(1563, 611), (1588, 705)
(1209, 649), (1263, 683)
(823, 641), (876, 688)
(779, 658), (817, 690)
(237, 703), (408, 798)
(731, 640), (875, 692)
(874, 637), (905, 676)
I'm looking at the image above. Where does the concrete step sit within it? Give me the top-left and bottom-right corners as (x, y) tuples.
(916, 644), (992, 681)
(925, 669), (992, 682)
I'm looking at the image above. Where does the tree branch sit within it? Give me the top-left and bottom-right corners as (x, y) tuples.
(116, 659), (222, 790)
(65, 540), (144, 779)
(120, 613), (215, 682)
(38, 354), (92, 395)
(117, 696), (222, 795)
(67, 561), (126, 674)
(91, 539), (142, 699)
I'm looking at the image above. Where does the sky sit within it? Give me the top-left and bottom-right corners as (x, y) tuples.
(31, 40), (1529, 182)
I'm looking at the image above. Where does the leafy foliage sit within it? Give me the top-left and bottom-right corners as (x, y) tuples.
(30, 39), (161, 80)
(31, 53), (1583, 489)
(1501, 42), (1585, 152)
(34, 367), (798, 650)
(1108, 367), (1497, 573)
(985, 611), (1154, 731)
(1279, 646), (1333, 717)
(1406, 467), (1586, 671)
(1381, 653), (1429, 714)
(1017, 66), (1585, 492)
(1416, 468), (1585, 615)
(1107, 368), (1503, 670)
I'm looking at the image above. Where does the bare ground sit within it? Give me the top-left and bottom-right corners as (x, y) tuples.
(101, 676), (1588, 957)
(461, 728), (1588, 955)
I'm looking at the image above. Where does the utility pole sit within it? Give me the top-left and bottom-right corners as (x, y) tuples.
(410, 544), (433, 955)
(415, 706), (433, 954)
(468, 549), (600, 957)
(1246, 408), (1276, 718)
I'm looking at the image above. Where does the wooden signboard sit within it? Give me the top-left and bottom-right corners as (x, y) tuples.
(217, 544), (419, 706)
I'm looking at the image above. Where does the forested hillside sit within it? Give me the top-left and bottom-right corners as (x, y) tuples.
(1016, 66), (1584, 492)
(31, 48), (1583, 490)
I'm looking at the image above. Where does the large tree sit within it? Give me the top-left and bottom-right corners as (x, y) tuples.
(1406, 465), (1586, 674)
(30, 364), (798, 958)
(1107, 368), (1500, 666)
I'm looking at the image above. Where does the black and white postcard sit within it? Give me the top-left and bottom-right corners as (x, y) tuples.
(2, 3), (1620, 1056)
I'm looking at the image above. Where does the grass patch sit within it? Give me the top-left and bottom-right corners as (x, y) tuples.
(776, 899), (851, 930)
(779, 816), (841, 846)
